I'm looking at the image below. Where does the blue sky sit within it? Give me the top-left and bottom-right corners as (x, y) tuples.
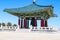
(0, 0), (60, 29)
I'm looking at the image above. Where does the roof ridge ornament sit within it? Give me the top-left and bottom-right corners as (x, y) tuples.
(33, 0), (36, 4)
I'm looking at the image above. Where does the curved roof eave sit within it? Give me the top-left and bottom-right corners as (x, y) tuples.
(3, 3), (52, 13)
(3, 3), (55, 19)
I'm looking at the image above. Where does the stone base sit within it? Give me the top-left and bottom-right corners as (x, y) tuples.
(16, 29), (20, 32)
(31, 27), (58, 32)
(16, 28), (30, 32)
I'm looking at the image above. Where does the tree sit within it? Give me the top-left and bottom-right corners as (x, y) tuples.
(13, 24), (17, 26)
(1, 23), (5, 26)
(13, 24), (17, 29)
(7, 22), (12, 28)
(7, 22), (12, 26)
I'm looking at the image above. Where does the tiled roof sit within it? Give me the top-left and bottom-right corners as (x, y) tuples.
(4, 3), (52, 13)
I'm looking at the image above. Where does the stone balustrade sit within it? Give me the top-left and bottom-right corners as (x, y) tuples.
(0, 25), (17, 31)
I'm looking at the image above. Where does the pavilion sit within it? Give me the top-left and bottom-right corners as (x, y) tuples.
(3, 0), (56, 29)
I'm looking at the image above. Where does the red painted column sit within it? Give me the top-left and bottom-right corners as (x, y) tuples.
(24, 18), (27, 28)
(34, 18), (37, 27)
(41, 19), (45, 27)
(45, 20), (48, 27)
(18, 18), (20, 27)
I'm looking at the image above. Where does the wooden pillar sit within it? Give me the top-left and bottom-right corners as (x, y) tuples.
(45, 20), (48, 27)
(34, 18), (37, 27)
(17, 18), (20, 29)
(31, 17), (34, 26)
(18, 18), (20, 27)
(24, 18), (27, 28)
(41, 17), (45, 27)
(26, 18), (29, 28)
(30, 17), (37, 27)
(21, 18), (23, 28)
